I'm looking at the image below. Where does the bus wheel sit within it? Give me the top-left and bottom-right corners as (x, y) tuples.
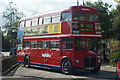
(24, 56), (30, 68)
(61, 60), (73, 74)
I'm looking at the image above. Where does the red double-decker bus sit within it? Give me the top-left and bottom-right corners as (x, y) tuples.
(17, 6), (101, 74)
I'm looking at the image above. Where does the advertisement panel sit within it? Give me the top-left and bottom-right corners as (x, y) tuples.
(23, 23), (61, 36)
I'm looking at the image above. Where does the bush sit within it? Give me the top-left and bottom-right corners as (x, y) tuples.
(2, 56), (17, 72)
(109, 39), (120, 66)
(110, 52), (120, 67)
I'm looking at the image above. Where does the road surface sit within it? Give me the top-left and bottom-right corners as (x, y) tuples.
(2, 64), (116, 80)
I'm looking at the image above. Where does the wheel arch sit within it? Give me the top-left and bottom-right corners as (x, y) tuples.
(24, 54), (30, 62)
(24, 54), (29, 59)
(61, 56), (72, 65)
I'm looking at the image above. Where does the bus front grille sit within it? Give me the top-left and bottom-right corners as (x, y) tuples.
(84, 57), (96, 68)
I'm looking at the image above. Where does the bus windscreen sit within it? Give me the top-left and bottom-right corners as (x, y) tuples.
(73, 12), (98, 22)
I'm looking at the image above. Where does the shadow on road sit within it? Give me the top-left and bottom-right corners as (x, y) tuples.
(73, 70), (116, 80)
(25, 65), (117, 80)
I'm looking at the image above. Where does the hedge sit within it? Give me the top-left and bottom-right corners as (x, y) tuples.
(1, 56), (17, 73)
(110, 52), (120, 67)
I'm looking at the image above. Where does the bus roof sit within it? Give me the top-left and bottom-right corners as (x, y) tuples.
(20, 6), (97, 21)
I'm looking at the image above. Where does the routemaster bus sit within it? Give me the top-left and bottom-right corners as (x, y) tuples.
(17, 6), (101, 74)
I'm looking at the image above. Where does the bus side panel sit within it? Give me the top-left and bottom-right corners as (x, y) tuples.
(40, 49), (52, 65)
(29, 48), (38, 63)
(61, 49), (73, 61)
(37, 48), (44, 64)
(17, 50), (27, 63)
(61, 22), (71, 34)
(50, 49), (61, 66)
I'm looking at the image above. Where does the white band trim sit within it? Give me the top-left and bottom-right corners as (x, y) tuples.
(23, 34), (101, 39)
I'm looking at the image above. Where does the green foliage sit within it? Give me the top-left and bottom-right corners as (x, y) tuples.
(84, 1), (120, 65)
(110, 52), (120, 66)
(2, 34), (10, 51)
(90, 38), (102, 50)
(114, 0), (120, 3)
(2, 2), (23, 50)
(2, 2), (23, 34)
(111, 5), (120, 40)
(85, 1), (114, 40)
(108, 39), (120, 66)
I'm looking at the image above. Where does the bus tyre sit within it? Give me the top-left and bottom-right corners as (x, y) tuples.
(61, 60), (73, 74)
(24, 56), (30, 68)
(90, 65), (100, 73)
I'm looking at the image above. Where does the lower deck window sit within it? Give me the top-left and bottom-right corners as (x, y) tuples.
(31, 41), (37, 48)
(74, 46), (86, 50)
(74, 38), (87, 50)
(51, 41), (59, 49)
(42, 41), (49, 49)
(24, 41), (30, 48)
(62, 37), (73, 49)
(38, 41), (42, 48)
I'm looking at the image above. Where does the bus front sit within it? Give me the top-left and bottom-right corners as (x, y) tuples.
(70, 6), (101, 73)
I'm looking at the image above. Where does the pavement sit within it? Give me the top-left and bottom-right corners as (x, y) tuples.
(1, 52), (10, 56)
(101, 63), (116, 72)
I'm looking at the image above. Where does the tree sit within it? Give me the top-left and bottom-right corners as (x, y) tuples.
(112, 1), (120, 60)
(0, 31), (2, 52)
(3, 2), (23, 34)
(2, 2), (24, 50)
(84, 1), (115, 62)
(85, 1), (114, 40)
(112, 5), (120, 40)
(114, 0), (120, 3)
(2, 33), (10, 51)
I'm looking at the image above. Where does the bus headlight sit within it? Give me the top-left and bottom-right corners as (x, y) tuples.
(98, 59), (101, 63)
(76, 59), (79, 63)
(97, 56), (101, 63)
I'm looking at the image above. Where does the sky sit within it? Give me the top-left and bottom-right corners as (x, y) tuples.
(0, 0), (118, 27)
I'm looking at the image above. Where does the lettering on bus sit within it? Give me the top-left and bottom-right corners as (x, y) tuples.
(42, 53), (51, 58)
(81, 8), (90, 11)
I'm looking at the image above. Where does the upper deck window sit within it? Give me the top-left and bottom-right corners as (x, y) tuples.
(61, 12), (72, 21)
(39, 17), (43, 25)
(43, 16), (51, 24)
(52, 14), (60, 23)
(32, 18), (38, 26)
(25, 20), (31, 27)
(19, 21), (24, 28)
